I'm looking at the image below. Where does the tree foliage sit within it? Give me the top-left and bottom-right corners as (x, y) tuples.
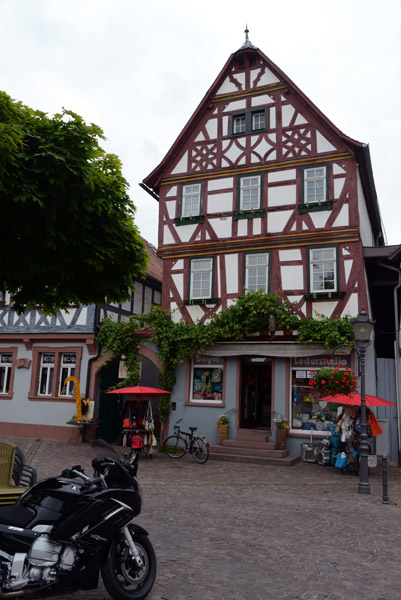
(0, 91), (148, 313)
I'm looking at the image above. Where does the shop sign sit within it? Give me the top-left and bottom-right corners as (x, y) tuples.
(293, 355), (351, 369)
(194, 355), (223, 366)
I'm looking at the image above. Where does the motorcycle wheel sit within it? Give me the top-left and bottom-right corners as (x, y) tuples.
(102, 530), (156, 600)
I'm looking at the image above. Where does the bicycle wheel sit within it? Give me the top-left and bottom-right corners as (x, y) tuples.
(191, 438), (209, 464)
(163, 435), (186, 458)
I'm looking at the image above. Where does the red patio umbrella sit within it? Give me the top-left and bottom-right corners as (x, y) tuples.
(319, 393), (394, 407)
(106, 386), (171, 397)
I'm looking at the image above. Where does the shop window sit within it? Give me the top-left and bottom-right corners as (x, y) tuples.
(290, 356), (351, 433)
(190, 355), (224, 404)
(29, 346), (82, 402)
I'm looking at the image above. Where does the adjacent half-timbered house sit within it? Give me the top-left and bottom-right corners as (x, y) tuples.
(142, 32), (389, 461)
(0, 239), (162, 441)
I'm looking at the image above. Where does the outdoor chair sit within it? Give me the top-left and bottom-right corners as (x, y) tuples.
(0, 441), (29, 505)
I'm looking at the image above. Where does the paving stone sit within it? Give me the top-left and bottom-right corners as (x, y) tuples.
(1, 434), (401, 599)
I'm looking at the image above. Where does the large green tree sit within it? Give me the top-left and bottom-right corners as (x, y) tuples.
(1, 91), (147, 313)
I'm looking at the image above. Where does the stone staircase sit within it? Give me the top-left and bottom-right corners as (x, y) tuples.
(209, 429), (299, 466)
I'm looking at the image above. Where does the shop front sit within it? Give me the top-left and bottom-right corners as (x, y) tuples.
(290, 355), (352, 435)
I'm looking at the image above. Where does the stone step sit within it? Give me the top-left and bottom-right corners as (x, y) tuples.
(209, 444), (289, 459)
(208, 451), (299, 466)
(223, 439), (277, 451)
(235, 429), (271, 442)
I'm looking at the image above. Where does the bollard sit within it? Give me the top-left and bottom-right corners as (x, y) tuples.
(382, 455), (389, 504)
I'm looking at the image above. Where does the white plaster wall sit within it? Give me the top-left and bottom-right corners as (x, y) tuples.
(209, 217), (233, 239)
(208, 178), (233, 191)
(268, 184), (296, 206)
(225, 254), (238, 294)
(171, 259), (184, 271)
(332, 205), (349, 227)
(253, 219), (261, 235)
(171, 151), (188, 174)
(281, 265), (304, 290)
(334, 178), (345, 199)
(253, 67), (280, 86)
(344, 259), (353, 284)
(237, 220), (247, 236)
(166, 186), (177, 197)
(268, 211), (293, 232)
(207, 192), (233, 213)
(223, 99), (246, 113)
(251, 94), (272, 107)
(205, 118), (218, 139)
(166, 201), (176, 219)
(282, 105), (295, 127)
(279, 249), (302, 261)
(268, 169), (296, 183)
(309, 212), (331, 229)
(171, 273), (183, 297)
(312, 302), (337, 318)
(175, 223), (197, 243)
(357, 172), (375, 245)
(163, 225), (175, 245)
(316, 131), (336, 153)
(186, 305), (207, 323)
(170, 303), (181, 323)
(341, 293), (359, 318)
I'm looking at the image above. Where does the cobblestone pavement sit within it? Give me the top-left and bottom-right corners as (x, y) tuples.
(2, 434), (401, 600)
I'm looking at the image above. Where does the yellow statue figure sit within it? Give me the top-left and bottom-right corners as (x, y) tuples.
(60, 376), (82, 421)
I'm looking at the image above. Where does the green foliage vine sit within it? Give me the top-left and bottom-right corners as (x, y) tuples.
(98, 291), (355, 422)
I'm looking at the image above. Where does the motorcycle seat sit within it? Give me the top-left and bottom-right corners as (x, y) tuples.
(0, 505), (36, 528)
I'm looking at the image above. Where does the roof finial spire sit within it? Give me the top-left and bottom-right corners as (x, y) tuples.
(240, 24), (257, 50)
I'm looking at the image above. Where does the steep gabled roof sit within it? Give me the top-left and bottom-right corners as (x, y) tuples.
(141, 42), (383, 245)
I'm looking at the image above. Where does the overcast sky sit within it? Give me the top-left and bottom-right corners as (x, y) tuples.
(1, 0), (400, 247)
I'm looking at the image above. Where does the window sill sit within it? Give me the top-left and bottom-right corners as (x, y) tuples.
(184, 298), (219, 306)
(175, 215), (205, 226)
(234, 209), (265, 220)
(304, 292), (346, 300)
(28, 395), (76, 402)
(298, 201), (333, 214)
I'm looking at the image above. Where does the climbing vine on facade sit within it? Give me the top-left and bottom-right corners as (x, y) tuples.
(98, 291), (355, 422)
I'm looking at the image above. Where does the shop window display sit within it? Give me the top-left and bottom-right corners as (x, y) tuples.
(291, 356), (351, 432)
(191, 355), (224, 403)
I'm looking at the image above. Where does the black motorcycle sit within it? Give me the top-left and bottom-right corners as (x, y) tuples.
(0, 439), (156, 600)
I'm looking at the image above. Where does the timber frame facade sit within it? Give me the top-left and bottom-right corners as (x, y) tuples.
(142, 33), (396, 461)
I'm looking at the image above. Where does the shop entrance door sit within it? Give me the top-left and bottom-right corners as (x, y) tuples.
(240, 358), (272, 429)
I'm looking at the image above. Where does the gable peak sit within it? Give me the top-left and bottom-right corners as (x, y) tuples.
(239, 24), (257, 50)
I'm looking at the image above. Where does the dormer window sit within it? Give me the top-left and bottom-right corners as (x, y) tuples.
(231, 108), (267, 136)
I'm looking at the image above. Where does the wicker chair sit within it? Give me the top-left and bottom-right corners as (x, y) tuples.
(0, 441), (28, 505)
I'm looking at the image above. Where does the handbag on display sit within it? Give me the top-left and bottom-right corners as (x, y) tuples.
(335, 451), (348, 469)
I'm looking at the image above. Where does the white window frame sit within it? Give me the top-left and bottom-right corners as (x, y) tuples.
(0, 353), (12, 395)
(190, 258), (213, 300)
(58, 353), (76, 396)
(38, 353), (55, 396)
(252, 111), (265, 131)
(181, 183), (202, 217)
(245, 253), (269, 293)
(309, 247), (337, 293)
(233, 115), (246, 134)
(240, 176), (261, 211)
(304, 166), (327, 204)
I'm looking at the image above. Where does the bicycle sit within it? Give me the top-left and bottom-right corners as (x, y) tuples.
(163, 419), (209, 464)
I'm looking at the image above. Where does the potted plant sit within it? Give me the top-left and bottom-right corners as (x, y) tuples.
(216, 415), (230, 445)
(312, 409), (326, 430)
(309, 366), (358, 397)
(274, 415), (290, 450)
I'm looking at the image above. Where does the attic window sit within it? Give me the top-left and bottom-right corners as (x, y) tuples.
(231, 108), (267, 136)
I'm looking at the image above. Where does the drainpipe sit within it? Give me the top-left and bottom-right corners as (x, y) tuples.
(378, 260), (401, 462)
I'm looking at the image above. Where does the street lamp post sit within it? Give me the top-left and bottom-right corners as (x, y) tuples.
(351, 308), (374, 495)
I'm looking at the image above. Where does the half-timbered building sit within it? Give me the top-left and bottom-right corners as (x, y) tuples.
(142, 31), (393, 462)
(0, 239), (162, 441)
